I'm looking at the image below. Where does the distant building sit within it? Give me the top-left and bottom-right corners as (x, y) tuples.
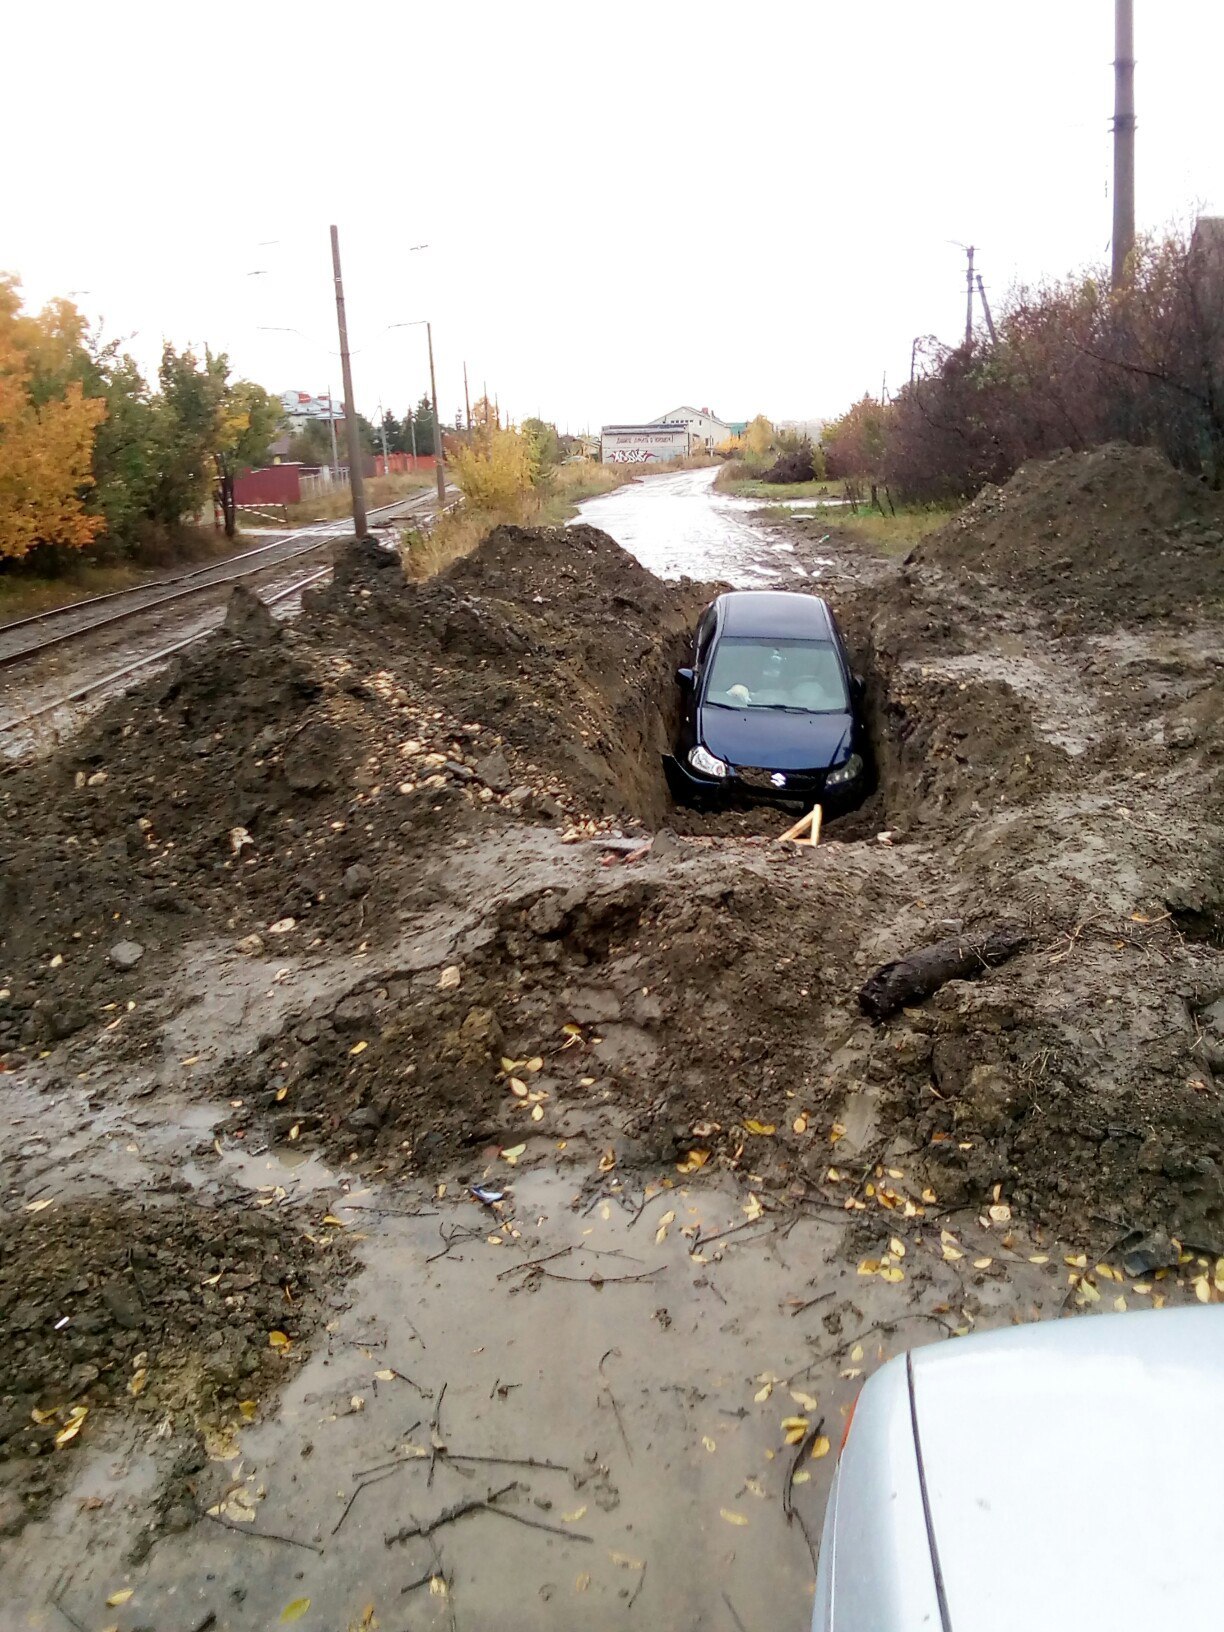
(649, 405), (736, 448)
(600, 422), (691, 464)
(279, 389), (346, 431)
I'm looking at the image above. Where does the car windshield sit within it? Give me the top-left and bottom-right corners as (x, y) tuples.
(704, 636), (849, 712)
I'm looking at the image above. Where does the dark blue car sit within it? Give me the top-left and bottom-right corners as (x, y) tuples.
(663, 590), (871, 809)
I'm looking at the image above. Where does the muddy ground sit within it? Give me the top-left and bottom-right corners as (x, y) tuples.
(3, 456), (1224, 1629)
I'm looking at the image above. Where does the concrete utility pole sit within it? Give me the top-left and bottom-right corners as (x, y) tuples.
(329, 225), (367, 537)
(427, 322), (445, 506)
(976, 274), (998, 342)
(463, 361), (472, 437)
(1112, 0), (1136, 288)
(377, 401), (390, 473)
(964, 245), (976, 346)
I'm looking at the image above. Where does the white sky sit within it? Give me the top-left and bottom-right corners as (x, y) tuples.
(4, 1), (1219, 433)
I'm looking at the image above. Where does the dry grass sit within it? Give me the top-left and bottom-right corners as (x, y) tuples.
(282, 470), (433, 527)
(402, 461), (641, 580)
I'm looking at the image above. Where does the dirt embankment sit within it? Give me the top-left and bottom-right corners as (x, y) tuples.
(916, 441), (1224, 631)
(5, 447), (1224, 1298)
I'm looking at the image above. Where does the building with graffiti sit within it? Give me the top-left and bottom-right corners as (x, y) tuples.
(600, 422), (691, 464)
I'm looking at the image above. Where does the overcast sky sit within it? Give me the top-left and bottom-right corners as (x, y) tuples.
(4, 2), (1219, 433)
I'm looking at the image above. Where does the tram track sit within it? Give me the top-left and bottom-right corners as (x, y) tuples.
(0, 494), (431, 671)
(0, 487), (450, 754)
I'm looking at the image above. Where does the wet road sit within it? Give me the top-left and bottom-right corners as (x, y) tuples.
(576, 467), (825, 587)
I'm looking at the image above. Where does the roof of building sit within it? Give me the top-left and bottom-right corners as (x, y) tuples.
(650, 405), (734, 428)
(716, 590), (835, 640)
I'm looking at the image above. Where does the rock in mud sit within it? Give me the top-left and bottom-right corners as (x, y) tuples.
(108, 939), (145, 970)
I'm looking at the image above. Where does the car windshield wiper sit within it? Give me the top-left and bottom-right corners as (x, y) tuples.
(743, 702), (845, 714)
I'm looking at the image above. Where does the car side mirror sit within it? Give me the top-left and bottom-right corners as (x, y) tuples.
(676, 666), (695, 689)
(851, 673), (866, 699)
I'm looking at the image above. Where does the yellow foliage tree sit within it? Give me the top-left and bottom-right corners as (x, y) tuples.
(745, 415), (775, 460)
(0, 278), (105, 560)
(450, 426), (538, 520)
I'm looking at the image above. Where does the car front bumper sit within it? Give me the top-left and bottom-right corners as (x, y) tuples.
(663, 754), (865, 811)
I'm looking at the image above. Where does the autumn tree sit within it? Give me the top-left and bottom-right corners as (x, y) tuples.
(0, 277), (106, 561)
(744, 414), (776, 461)
(213, 372), (282, 536)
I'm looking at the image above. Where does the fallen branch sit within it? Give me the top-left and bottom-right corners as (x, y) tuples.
(782, 1417), (824, 1521)
(385, 1482), (517, 1547)
(858, 923), (1028, 1020)
(201, 1510), (323, 1554)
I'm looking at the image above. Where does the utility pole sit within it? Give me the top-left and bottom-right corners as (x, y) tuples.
(409, 411), (418, 468)
(326, 385), (340, 480)
(329, 225), (367, 538)
(463, 361), (472, 437)
(1111, 0), (1136, 288)
(976, 275), (998, 342)
(377, 400), (389, 474)
(964, 244), (976, 346)
(427, 321), (445, 506)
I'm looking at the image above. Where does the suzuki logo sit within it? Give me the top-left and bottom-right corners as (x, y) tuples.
(770, 772), (787, 788)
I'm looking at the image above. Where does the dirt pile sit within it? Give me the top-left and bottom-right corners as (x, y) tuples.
(0, 1194), (352, 1536)
(0, 524), (715, 1055)
(917, 442), (1224, 629)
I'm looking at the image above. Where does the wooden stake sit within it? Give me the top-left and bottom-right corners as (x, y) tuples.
(777, 805), (822, 846)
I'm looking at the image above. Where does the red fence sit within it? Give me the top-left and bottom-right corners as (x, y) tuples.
(374, 453), (436, 476)
(233, 465), (302, 506)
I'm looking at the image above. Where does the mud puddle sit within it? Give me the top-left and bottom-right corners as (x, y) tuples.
(5, 1119), (1160, 1632)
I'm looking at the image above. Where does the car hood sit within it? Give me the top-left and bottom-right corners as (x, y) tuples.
(910, 1306), (1224, 1631)
(698, 704), (852, 770)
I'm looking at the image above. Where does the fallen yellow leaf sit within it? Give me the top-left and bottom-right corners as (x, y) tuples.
(702, 1436), (716, 1452)
(792, 1469), (811, 1485)
(857, 1259), (881, 1276)
(509, 1077), (529, 1097)
(790, 1390), (818, 1412)
(501, 1143), (526, 1165)
(54, 1406), (88, 1447)
(239, 1399), (257, 1421)
(973, 1257), (993, 1270)
(268, 1330), (291, 1350)
(811, 1435), (832, 1459)
(676, 1148), (709, 1174)
(744, 1119), (776, 1136)
(322, 1214), (347, 1227)
(720, 1508), (749, 1526)
(562, 1506), (588, 1523)
(530, 1104), (544, 1122)
(878, 1266), (905, 1284)
(575, 1573), (591, 1593)
(280, 1600), (311, 1624)
(106, 1589), (134, 1607)
(349, 1041), (368, 1056)
(525, 1056), (544, 1072)
(655, 1210), (676, 1245)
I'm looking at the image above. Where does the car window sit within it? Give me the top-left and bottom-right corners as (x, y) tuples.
(705, 637), (849, 711)
(694, 609), (717, 668)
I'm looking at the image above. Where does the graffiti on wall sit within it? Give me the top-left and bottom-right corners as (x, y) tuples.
(607, 448), (659, 463)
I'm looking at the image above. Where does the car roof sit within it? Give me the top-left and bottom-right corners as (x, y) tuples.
(714, 590), (835, 640)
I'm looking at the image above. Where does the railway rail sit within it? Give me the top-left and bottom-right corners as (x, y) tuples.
(0, 487), (448, 751)
(0, 494), (428, 671)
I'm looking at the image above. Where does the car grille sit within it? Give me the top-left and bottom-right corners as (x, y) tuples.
(734, 765), (823, 793)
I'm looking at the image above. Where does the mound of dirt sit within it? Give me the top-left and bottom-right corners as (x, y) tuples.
(0, 1194), (352, 1536)
(918, 443), (1224, 629)
(0, 524), (715, 1055)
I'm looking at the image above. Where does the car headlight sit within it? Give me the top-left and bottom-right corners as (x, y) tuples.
(825, 753), (863, 788)
(688, 744), (728, 779)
